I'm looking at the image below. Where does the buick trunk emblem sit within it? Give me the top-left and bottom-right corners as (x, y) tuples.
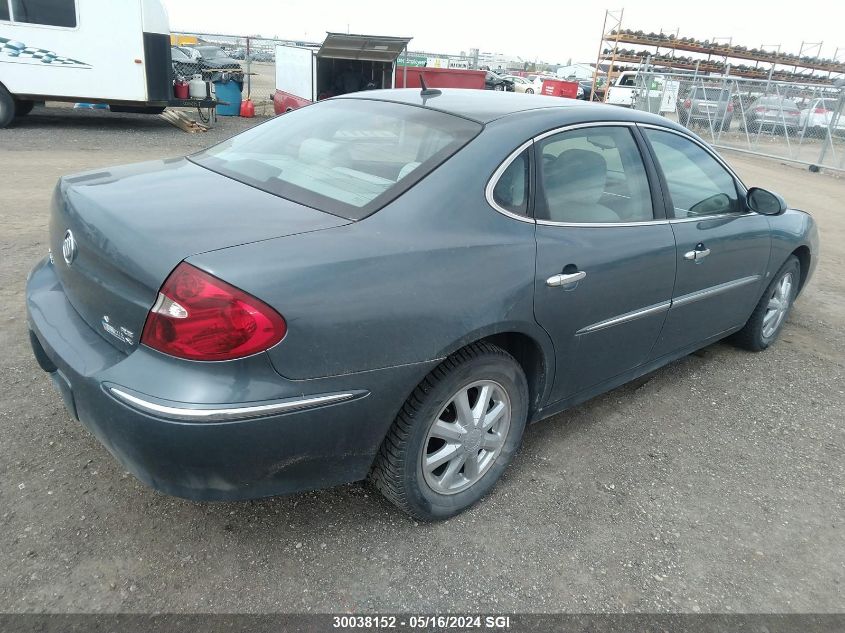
(62, 230), (77, 266)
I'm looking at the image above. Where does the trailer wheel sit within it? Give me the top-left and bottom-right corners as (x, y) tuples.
(14, 99), (35, 117)
(0, 84), (15, 128)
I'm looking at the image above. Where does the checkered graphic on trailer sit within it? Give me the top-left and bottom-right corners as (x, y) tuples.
(0, 36), (90, 67)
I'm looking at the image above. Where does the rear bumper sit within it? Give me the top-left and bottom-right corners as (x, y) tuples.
(26, 258), (436, 501)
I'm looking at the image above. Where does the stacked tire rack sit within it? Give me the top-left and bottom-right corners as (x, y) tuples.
(599, 29), (845, 85)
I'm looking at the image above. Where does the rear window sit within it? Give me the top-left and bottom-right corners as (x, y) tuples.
(192, 99), (482, 220)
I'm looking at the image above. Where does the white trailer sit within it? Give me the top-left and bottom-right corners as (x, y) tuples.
(272, 32), (412, 115)
(0, 0), (174, 127)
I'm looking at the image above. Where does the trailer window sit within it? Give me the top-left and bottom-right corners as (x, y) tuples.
(11, 0), (76, 27)
(192, 99), (482, 220)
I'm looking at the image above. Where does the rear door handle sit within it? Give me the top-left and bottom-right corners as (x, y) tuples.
(684, 244), (711, 261)
(546, 271), (587, 287)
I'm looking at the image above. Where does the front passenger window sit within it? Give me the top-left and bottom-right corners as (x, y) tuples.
(644, 128), (739, 218)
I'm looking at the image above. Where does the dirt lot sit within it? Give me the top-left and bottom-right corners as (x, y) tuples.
(0, 104), (843, 613)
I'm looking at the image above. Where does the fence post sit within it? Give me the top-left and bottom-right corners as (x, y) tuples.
(817, 80), (845, 168)
(246, 36), (251, 100)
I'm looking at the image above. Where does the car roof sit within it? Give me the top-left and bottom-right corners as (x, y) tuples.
(338, 88), (677, 126)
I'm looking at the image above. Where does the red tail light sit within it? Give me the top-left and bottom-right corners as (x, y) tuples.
(141, 262), (287, 361)
(683, 98), (691, 109)
(814, 107), (830, 114)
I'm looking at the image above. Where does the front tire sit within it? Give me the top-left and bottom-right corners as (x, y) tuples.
(733, 256), (800, 351)
(370, 342), (529, 521)
(0, 84), (15, 128)
(526, 88), (534, 94)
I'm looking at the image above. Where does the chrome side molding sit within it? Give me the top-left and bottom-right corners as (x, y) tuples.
(576, 301), (671, 335)
(672, 275), (761, 308)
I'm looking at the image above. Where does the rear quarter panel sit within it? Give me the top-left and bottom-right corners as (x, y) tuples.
(189, 119), (552, 381)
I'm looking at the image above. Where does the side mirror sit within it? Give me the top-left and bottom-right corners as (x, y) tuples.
(746, 187), (787, 216)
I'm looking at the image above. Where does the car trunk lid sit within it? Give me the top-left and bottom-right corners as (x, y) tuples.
(49, 158), (349, 354)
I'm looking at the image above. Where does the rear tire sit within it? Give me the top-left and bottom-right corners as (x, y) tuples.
(14, 99), (35, 117)
(0, 84), (15, 128)
(732, 256), (800, 352)
(370, 342), (529, 521)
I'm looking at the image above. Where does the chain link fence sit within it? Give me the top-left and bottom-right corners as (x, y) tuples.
(627, 69), (845, 171)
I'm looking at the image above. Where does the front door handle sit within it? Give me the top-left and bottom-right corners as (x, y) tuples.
(684, 244), (711, 261)
(546, 271), (587, 287)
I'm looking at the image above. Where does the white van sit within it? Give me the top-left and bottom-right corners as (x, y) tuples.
(0, 0), (173, 127)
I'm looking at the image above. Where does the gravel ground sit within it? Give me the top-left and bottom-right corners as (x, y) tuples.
(0, 104), (843, 614)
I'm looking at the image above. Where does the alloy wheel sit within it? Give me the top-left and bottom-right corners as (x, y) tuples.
(762, 272), (794, 338)
(421, 380), (511, 495)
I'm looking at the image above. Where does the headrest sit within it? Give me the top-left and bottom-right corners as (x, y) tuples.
(545, 149), (607, 206)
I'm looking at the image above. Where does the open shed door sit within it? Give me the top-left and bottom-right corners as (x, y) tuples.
(275, 45), (317, 101)
(318, 33), (412, 88)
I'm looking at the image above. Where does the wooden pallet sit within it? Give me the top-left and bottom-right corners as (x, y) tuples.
(159, 109), (209, 133)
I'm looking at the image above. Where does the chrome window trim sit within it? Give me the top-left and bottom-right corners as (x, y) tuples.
(536, 218), (669, 227)
(576, 300), (671, 335)
(672, 275), (762, 308)
(484, 139), (536, 224)
(668, 212), (755, 224)
(108, 387), (361, 422)
(533, 119), (638, 143)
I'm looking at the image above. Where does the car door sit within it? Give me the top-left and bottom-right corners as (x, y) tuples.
(531, 124), (677, 404)
(640, 126), (771, 358)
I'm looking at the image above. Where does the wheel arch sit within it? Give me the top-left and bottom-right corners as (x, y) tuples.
(791, 245), (811, 294)
(433, 325), (555, 417)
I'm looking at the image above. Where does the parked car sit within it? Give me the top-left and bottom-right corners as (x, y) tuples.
(27, 90), (817, 521)
(170, 46), (243, 89)
(174, 45), (201, 61)
(502, 75), (536, 94)
(677, 85), (734, 131)
(741, 96), (801, 135)
(799, 97), (845, 138)
(195, 45), (242, 70)
(528, 74), (554, 93)
(577, 80), (596, 100)
(485, 71), (514, 91)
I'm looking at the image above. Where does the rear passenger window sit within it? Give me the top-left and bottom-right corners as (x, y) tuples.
(11, 0), (76, 27)
(492, 148), (530, 215)
(536, 126), (653, 223)
(644, 128), (739, 218)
